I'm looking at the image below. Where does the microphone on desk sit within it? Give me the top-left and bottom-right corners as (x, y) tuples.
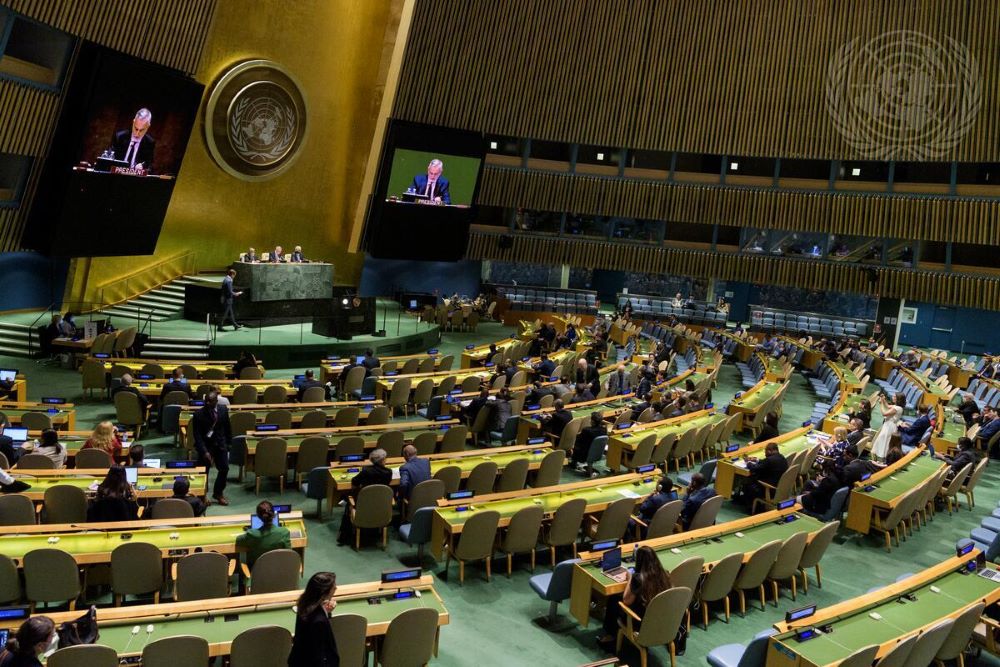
(69, 524), (116, 534)
(122, 626), (141, 654)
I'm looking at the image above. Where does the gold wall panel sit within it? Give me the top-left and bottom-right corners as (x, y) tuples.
(66, 0), (405, 305)
(395, 0), (1000, 162)
(476, 166), (1000, 246)
(467, 230), (1000, 311)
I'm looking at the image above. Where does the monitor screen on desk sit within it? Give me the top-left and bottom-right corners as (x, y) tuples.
(0, 369), (17, 382)
(4, 428), (27, 444)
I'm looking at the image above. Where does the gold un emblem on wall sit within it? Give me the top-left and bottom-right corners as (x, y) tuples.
(205, 60), (307, 180)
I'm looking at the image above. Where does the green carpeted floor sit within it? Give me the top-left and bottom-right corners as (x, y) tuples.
(4, 321), (1000, 666)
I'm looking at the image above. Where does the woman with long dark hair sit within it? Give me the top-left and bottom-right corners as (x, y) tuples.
(0, 616), (56, 666)
(598, 545), (673, 644)
(87, 465), (138, 522)
(287, 572), (339, 666)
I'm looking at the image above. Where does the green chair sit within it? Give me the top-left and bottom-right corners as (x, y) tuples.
(0, 493), (35, 526)
(301, 385), (327, 404)
(150, 498), (195, 520)
(461, 375), (481, 393)
(496, 457), (530, 492)
(231, 385), (259, 405)
(433, 465), (462, 494)
(111, 541), (163, 606)
(698, 551), (744, 628)
(254, 437), (288, 495)
(499, 504), (543, 576)
(0, 451), (7, 469)
(342, 366), (366, 399)
(872, 632), (917, 667)
(230, 625), (292, 667)
(239, 366), (264, 381)
(331, 613), (368, 667)
(349, 484), (393, 550)
(0, 554), (21, 604)
(935, 602), (986, 666)
(243, 548), (301, 594)
(333, 406), (360, 427)
(43, 485), (88, 524)
(437, 355), (454, 371)
(113, 392), (146, 438)
(80, 359), (107, 399)
(443, 424), (471, 450)
(24, 548), (82, 610)
(335, 435), (366, 458)
(411, 378), (435, 414)
(295, 436), (330, 484)
(585, 496), (634, 543)
(47, 644), (118, 667)
(387, 377), (412, 417)
(404, 479), (444, 521)
(264, 409), (293, 430)
(418, 357), (436, 373)
(436, 376), (457, 396)
(688, 494), (723, 531)
(837, 645), (880, 667)
(299, 410), (328, 429)
(465, 461), (498, 495)
(469, 406), (492, 447)
(543, 497), (586, 565)
(733, 540), (782, 616)
(229, 410), (258, 437)
(411, 431), (438, 456)
(142, 635), (209, 667)
(377, 607), (439, 666)
(366, 405), (390, 426)
(766, 531), (809, 604)
(616, 586), (692, 667)
(172, 551), (233, 601)
(797, 520), (839, 592)
(904, 619), (953, 666)
(641, 499), (682, 539)
(17, 453), (56, 470)
(20, 411), (53, 431)
(261, 385), (287, 404)
(75, 448), (113, 469)
(376, 430), (405, 458)
(532, 450), (565, 488)
(622, 433), (656, 471)
(445, 509), (500, 584)
(400, 359), (419, 375)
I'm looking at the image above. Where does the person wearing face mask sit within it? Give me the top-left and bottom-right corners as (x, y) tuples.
(0, 616), (56, 666)
(287, 572), (339, 666)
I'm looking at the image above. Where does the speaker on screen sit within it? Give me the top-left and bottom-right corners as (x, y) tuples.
(362, 120), (486, 261)
(24, 42), (203, 257)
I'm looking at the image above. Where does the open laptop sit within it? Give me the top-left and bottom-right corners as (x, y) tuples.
(0, 369), (17, 383)
(600, 547), (629, 583)
(4, 427), (28, 447)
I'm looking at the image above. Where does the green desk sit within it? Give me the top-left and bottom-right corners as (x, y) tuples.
(375, 369), (492, 400)
(570, 507), (826, 626)
(828, 361), (862, 392)
(767, 554), (1000, 666)
(844, 447), (944, 534)
(821, 393), (864, 434)
(900, 368), (951, 409)
(650, 370), (709, 404)
(9, 469), (207, 502)
(728, 380), (783, 429)
(0, 403), (76, 430)
(181, 402), (379, 434)
(326, 444), (552, 509)
(517, 395), (636, 443)
(462, 336), (521, 368)
(606, 410), (724, 473)
(933, 406), (968, 454)
(430, 473), (659, 560)
(0, 512), (306, 565)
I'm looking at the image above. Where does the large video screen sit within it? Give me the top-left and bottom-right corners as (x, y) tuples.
(363, 121), (485, 261)
(25, 42), (203, 257)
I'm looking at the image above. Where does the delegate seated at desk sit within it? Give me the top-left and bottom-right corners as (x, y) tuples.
(409, 159), (451, 204)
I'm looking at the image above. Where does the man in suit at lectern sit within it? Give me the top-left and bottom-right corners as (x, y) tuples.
(269, 245), (284, 263)
(410, 159), (451, 205)
(219, 269), (243, 332)
(111, 108), (155, 171)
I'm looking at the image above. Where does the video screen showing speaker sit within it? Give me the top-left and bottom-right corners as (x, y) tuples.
(364, 121), (485, 261)
(25, 42), (203, 257)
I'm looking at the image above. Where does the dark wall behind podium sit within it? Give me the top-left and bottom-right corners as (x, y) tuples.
(0, 252), (68, 311)
(360, 256), (482, 299)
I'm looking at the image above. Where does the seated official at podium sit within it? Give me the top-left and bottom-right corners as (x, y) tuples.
(410, 159), (451, 204)
(289, 245), (306, 262)
(110, 107), (155, 171)
(243, 247), (259, 263)
(270, 245), (284, 263)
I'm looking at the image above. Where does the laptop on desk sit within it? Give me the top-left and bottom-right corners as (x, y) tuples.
(601, 547), (629, 583)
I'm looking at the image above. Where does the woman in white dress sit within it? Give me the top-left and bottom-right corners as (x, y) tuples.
(872, 393), (905, 461)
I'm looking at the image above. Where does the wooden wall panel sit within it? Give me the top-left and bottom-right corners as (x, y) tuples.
(396, 0), (1000, 162)
(468, 230), (1000, 310)
(0, 0), (216, 251)
(477, 166), (1000, 246)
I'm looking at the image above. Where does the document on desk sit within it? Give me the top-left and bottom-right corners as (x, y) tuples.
(618, 489), (641, 499)
(732, 459), (748, 469)
(392, 467), (401, 480)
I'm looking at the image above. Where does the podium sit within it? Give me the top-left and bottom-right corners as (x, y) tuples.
(234, 261), (334, 302)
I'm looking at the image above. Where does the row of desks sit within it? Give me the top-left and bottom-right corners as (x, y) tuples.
(86, 357), (259, 379)
(8, 468), (208, 502)
(0, 400), (75, 429)
(0, 577), (447, 660)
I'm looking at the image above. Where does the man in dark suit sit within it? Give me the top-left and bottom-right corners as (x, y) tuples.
(680, 473), (717, 529)
(839, 445), (875, 486)
(846, 417), (866, 448)
(0, 423), (19, 466)
(938, 437), (978, 482)
(574, 359), (600, 397)
(339, 448), (393, 544)
(573, 412), (608, 468)
(219, 269), (243, 331)
(289, 246), (306, 263)
(111, 108), (155, 171)
(739, 442), (788, 510)
(568, 383), (595, 404)
(242, 247), (258, 263)
(296, 369), (330, 402)
(191, 392), (233, 505)
(362, 349), (380, 376)
(535, 352), (556, 378)
(112, 374), (150, 414)
(464, 387), (492, 426)
(982, 360), (1000, 380)
(977, 407), (1000, 456)
(269, 246), (285, 262)
(540, 399), (573, 439)
(410, 159), (451, 204)
(607, 364), (631, 395)
(898, 405), (932, 449)
(398, 445), (431, 500)
(159, 367), (193, 422)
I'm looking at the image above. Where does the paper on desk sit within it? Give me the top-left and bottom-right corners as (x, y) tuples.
(392, 467), (401, 480)
(618, 489), (641, 499)
(732, 459), (748, 469)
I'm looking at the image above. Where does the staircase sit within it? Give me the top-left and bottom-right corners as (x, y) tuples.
(141, 335), (211, 359)
(0, 322), (37, 357)
(101, 276), (199, 323)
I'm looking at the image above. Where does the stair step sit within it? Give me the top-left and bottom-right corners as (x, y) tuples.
(140, 350), (209, 359)
(140, 292), (185, 306)
(128, 300), (180, 313)
(147, 335), (210, 344)
(0, 328), (33, 341)
(0, 345), (31, 357)
(145, 342), (209, 351)
(101, 309), (169, 322)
